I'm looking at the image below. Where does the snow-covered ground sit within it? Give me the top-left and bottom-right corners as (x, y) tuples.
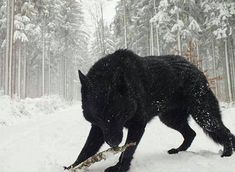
(0, 95), (68, 126)
(0, 100), (235, 172)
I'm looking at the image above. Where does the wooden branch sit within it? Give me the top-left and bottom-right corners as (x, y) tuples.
(69, 142), (136, 172)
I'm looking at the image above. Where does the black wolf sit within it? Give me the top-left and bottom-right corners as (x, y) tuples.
(65, 50), (235, 172)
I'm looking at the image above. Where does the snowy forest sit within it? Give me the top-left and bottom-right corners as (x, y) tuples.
(0, 0), (235, 102)
(1, 1), (235, 172)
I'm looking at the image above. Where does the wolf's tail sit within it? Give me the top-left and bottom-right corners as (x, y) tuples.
(189, 100), (234, 156)
(232, 135), (235, 149)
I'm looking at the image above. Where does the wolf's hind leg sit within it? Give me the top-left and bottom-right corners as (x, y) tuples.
(159, 109), (196, 154)
(168, 124), (196, 154)
(233, 136), (235, 150)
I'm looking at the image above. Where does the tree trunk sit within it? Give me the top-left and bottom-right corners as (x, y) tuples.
(153, 0), (160, 56)
(12, 45), (16, 97)
(23, 45), (27, 98)
(0, 50), (3, 91)
(176, 6), (181, 55)
(156, 27), (160, 56)
(229, 35), (235, 101)
(9, 0), (14, 97)
(5, 0), (9, 95)
(48, 47), (51, 95)
(5, 0), (14, 96)
(224, 38), (232, 102)
(196, 41), (201, 70)
(211, 39), (218, 97)
(123, 0), (127, 48)
(150, 21), (154, 55)
(63, 51), (67, 99)
(100, 2), (105, 55)
(42, 20), (45, 96)
(17, 42), (21, 98)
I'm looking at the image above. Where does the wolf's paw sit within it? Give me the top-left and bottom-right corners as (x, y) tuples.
(105, 164), (129, 172)
(221, 150), (233, 157)
(63, 166), (71, 170)
(168, 148), (179, 154)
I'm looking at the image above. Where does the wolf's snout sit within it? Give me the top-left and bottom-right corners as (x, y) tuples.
(105, 134), (122, 147)
(106, 140), (120, 147)
(104, 129), (123, 147)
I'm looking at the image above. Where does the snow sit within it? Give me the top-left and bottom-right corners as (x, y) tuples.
(0, 95), (68, 126)
(188, 19), (202, 32)
(230, 2), (235, 15)
(171, 20), (184, 33)
(150, 11), (170, 24)
(0, 100), (235, 172)
(213, 28), (228, 39)
(14, 30), (29, 42)
(159, 0), (169, 11)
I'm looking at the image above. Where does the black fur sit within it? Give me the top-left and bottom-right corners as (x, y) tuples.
(65, 50), (235, 172)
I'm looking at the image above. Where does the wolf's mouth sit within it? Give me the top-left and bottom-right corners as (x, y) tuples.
(106, 140), (120, 148)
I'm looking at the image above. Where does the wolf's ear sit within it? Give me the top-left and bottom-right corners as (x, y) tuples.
(78, 70), (90, 88)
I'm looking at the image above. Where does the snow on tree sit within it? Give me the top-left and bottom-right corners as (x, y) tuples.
(0, 0), (234, 102)
(0, 0), (89, 100)
(109, 0), (235, 102)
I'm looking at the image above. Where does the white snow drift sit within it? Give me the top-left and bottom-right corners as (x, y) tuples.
(0, 95), (68, 126)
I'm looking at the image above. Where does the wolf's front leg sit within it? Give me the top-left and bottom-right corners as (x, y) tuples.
(65, 125), (104, 170)
(105, 124), (146, 172)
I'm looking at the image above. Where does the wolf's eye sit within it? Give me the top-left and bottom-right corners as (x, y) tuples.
(115, 113), (121, 118)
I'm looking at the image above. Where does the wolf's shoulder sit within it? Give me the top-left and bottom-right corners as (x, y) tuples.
(143, 55), (187, 63)
(143, 55), (195, 70)
(88, 50), (141, 75)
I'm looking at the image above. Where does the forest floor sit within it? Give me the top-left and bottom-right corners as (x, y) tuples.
(0, 102), (235, 172)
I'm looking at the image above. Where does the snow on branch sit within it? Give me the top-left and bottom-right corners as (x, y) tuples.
(188, 19), (202, 32)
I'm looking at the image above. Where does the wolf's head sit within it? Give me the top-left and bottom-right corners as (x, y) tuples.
(78, 70), (137, 147)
